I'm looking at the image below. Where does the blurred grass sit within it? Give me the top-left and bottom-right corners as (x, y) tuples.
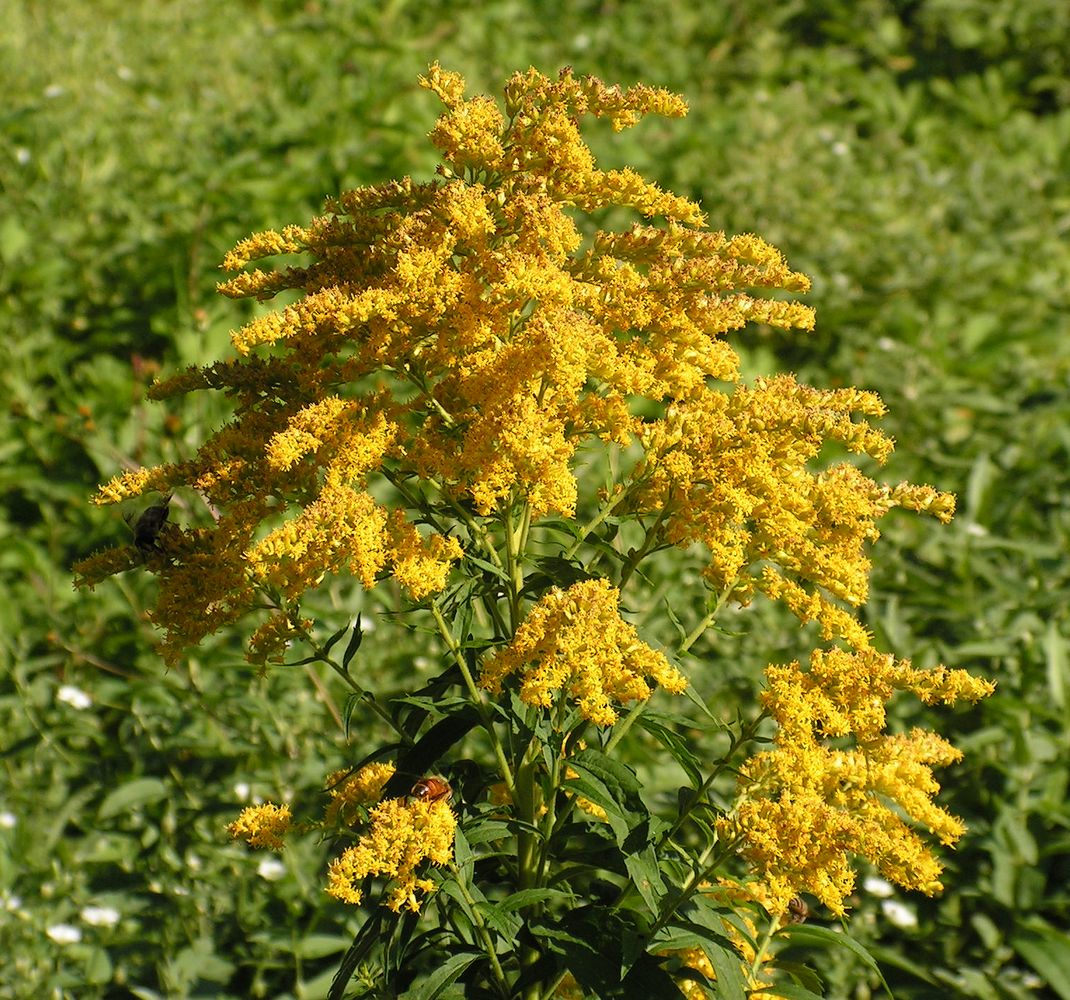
(2, 0), (1069, 996)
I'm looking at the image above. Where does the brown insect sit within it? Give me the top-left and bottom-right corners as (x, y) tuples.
(787, 895), (810, 924)
(410, 776), (453, 804)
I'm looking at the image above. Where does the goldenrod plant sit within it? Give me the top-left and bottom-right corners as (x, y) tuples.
(76, 65), (993, 999)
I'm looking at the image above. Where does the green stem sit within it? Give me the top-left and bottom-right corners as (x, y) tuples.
(616, 505), (670, 591)
(679, 578), (739, 654)
(423, 474), (507, 572)
(533, 699), (570, 891)
(603, 698), (648, 756)
(380, 469), (510, 630)
(747, 911), (781, 987)
(279, 601), (412, 745)
(429, 599), (517, 800)
(562, 476), (637, 562)
(502, 499), (531, 632)
(447, 861), (511, 999)
(654, 710), (767, 854)
(537, 971), (569, 1000)
(646, 833), (741, 939)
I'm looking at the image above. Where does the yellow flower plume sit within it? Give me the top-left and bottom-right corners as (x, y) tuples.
(227, 803), (293, 851)
(326, 796), (456, 913)
(324, 761), (397, 827)
(722, 648), (994, 916)
(480, 578), (687, 725)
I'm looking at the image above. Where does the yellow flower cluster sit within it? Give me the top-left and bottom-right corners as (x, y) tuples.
(75, 64), (829, 665)
(721, 648), (995, 916)
(326, 796), (456, 913)
(323, 761), (396, 827)
(630, 375), (955, 648)
(480, 578), (687, 725)
(227, 802), (293, 851)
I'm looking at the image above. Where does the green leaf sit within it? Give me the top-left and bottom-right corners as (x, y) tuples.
(771, 960), (825, 995)
(294, 934), (350, 959)
(562, 770), (630, 846)
(493, 888), (575, 913)
(464, 553), (510, 581)
(1045, 619), (1068, 712)
(637, 715), (704, 786)
(382, 706), (481, 798)
(460, 817), (513, 846)
(453, 825), (473, 883)
(1012, 923), (1070, 1000)
(97, 777), (168, 820)
(437, 878), (479, 928)
(776, 924), (890, 994)
(321, 619), (350, 656)
(569, 748), (643, 796)
(329, 912), (384, 1000)
(623, 847), (669, 915)
(399, 951), (483, 1000)
(656, 917), (740, 964)
(680, 683), (721, 723)
(534, 907), (681, 998)
(703, 940), (747, 999)
(340, 615), (364, 669)
(663, 600), (688, 643)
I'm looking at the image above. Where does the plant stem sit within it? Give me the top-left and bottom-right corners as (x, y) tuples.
(502, 499), (531, 631)
(678, 579), (739, 654)
(429, 599), (517, 800)
(447, 861), (511, 999)
(562, 476), (637, 562)
(748, 911), (780, 987)
(284, 611), (412, 744)
(645, 832), (740, 939)
(654, 710), (767, 854)
(603, 698), (648, 755)
(616, 505), (670, 590)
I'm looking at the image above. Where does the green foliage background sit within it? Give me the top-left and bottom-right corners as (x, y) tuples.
(2, 0), (1068, 996)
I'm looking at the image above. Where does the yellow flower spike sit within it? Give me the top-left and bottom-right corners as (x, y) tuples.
(72, 544), (142, 589)
(247, 612), (313, 666)
(91, 466), (163, 506)
(419, 61), (468, 109)
(385, 512), (464, 600)
(325, 797), (456, 913)
(324, 761), (397, 827)
(220, 226), (307, 271)
(726, 646), (992, 916)
(480, 578), (687, 725)
(228, 803), (293, 851)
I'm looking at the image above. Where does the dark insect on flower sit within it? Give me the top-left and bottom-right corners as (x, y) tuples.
(410, 776), (452, 804)
(787, 895), (810, 924)
(130, 494), (172, 554)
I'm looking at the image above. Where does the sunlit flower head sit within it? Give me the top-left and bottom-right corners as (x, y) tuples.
(227, 802), (293, 851)
(326, 796), (456, 912)
(80, 905), (120, 928)
(257, 857), (286, 882)
(324, 761), (396, 826)
(721, 648), (994, 915)
(57, 685), (92, 710)
(480, 578), (687, 725)
(75, 65), (828, 667)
